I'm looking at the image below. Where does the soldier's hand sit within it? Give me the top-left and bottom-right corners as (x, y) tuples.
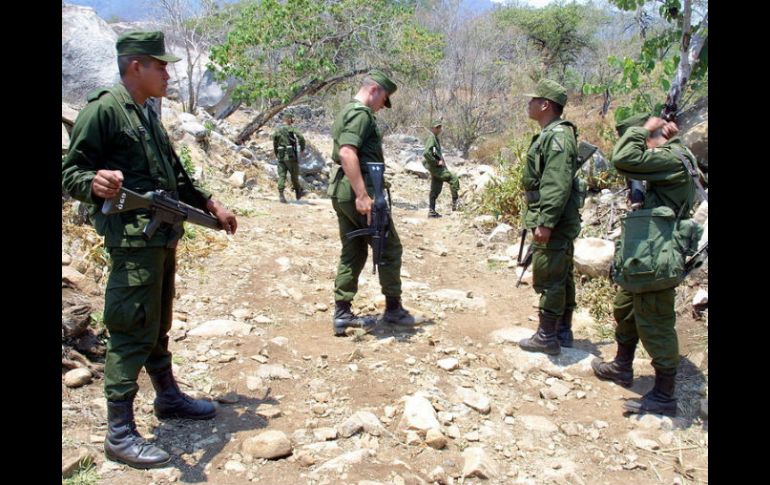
(356, 194), (374, 225)
(642, 117), (666, 133)
(661, 121), (679, 139)
(207, 199), (238, 235)
(92, 170), (124, 199)
(437, 160), (444, 167)
(533, 226), (552, 244)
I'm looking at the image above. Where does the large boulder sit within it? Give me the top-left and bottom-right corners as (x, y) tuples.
(573, 237), (615, 278)
(62, 4), (119, 105)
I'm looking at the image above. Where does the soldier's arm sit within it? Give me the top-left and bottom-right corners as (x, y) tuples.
(423, 135), (438, 164)
(536, 133), (575, 229)
(337, 110), (374, 220)
(62, 102), (119, 203)
(272, 131), (280, 156)
(612, 127), (683, 179)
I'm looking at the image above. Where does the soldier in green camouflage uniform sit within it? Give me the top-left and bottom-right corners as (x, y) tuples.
(518, 79), (583, 356)
(423, 121), (460, 217)
(327, 70), (416, 336)
(61, 32), (238, 469)
(273, 113), (307, 202)
(592, 114), (698, 417)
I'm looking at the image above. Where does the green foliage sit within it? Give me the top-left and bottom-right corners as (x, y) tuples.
(179, 145), (196, 174)
(576, 275), (617, 328)
(208, 0), (444, 107)
(495, 2), (598, 82)
(62, 457), (97, 485)
(584, 0), (708, 119)
(477, 133), (533, 225)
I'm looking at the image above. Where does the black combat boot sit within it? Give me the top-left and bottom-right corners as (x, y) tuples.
(428, 197), (441, 218)
(295, 187), (305, 200)
(333, 301), (375, 336)
(451, 196), (459, 211)
(278, 189), (287, 203)
(104, 397), (171, 469)
(149, 366), (217, 420)
(519, 312), (561, 355)
(623, 368), (678, 416)
(556, 309), (574, 347)
(383, 296), (417, 326)
(592, 341), (636, 387)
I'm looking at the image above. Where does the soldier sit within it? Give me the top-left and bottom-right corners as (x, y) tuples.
(518, 79), (583, 355)
(422, 121), (460, 217)
(327, 70), (416, 336)
(592, 114), (699, 417)
(272, 112), (307, 203)
(62, 31), (238, 468)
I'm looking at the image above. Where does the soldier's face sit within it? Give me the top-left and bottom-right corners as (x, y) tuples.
(371, 85), (388, 112)
(526, 98), (545, 120)
(139, 59), (170, 98)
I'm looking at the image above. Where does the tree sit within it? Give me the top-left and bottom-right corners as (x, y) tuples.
(583, 0), (708, 121)
(208, 0), (443, 144)
(494, 1), (599, 84)
(149, 0), (237, 114)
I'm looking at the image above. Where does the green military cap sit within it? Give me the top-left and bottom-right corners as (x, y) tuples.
(368, 69), (397, 108)
(431, 120), (443, 128)
(116, 31), (181, 63)
(615, 113), (650, 137)
(524, 79), (568, 107)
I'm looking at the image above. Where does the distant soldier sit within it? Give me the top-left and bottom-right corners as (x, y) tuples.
(422, 121), (460, 217)
(273, 112), (307, 202)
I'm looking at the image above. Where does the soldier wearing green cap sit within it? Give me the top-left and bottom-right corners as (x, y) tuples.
(327, 69), (416, 335)
(62, 31), (238, 468)
(592, 114), (701, 417)
(423, 121), (460, 217)
(272, 112), (307, 202)
(517, 79), (583, 356)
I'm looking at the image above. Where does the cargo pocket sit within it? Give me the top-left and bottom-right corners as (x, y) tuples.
(104, 254), (155, 334)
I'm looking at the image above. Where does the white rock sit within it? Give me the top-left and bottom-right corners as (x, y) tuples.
(64, 368), (92, 388)
(399, 394), (440, 435)
(437, 358), (459, 371)
(462, 447), (499, 479)
(457, 388), (491, 414)
(228, 171), (246, 188)
(488, 223), (514, 243)
(241, 430), (292, 459)
(188, 320), (253, 337)
(573, 237), (615, 278)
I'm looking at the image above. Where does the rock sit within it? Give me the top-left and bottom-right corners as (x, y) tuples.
(692, 200), (708, 225)
(457, 388), (491, 414)
(64, 368), (93, 388)
(62, 304), (92, 338)
(181, 121), (208, 140)
(231, 308), (252, 320)
(405, 161), (430, 179)
(693, 289), (708, 307)
(354, 411), (386, 436)
(462, 447), (499, 479)
(700, 398), (708, 419)
(224, 460), (246, 473)
(473, 215), (497, 230)
(628, 430), (660, 451)
(62, 5), (119, 105)
(338, 415), (364, 438)
(315, 449), (376, 473)
(62, 448), (96, 478)
(425, 428), (447, 449)
(488, 223), (514, 243)
(399, 394), (441, 435)
(429, 466), (447, 483)
(437, 358), (459, 371)
(628, 414), (673, 430)
(493, 326), (596, 374)
(405, 430), (421, 445)
(472, 171), (496, 192)
(228, 171), (246, 188)
(241, 430), (292, 459)
(314, 427), (338, 441)
(573, 237), (615, 278)
(560, 422), (580, 437)
(62, 266), (99, 295)
(188, 320), (253, 337)
(270, 336), (289, 347)
(255, 406), (282, 419)
(683, 120), (708, 168)
(246, 376), (266, 392)
(518, 415), (558, 434)
(256, 364), (293, 380)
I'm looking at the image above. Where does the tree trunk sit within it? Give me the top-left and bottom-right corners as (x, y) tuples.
(234, 69), (368, 145)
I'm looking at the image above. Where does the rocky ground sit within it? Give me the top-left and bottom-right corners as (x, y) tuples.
(62, 102), (708, 485)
